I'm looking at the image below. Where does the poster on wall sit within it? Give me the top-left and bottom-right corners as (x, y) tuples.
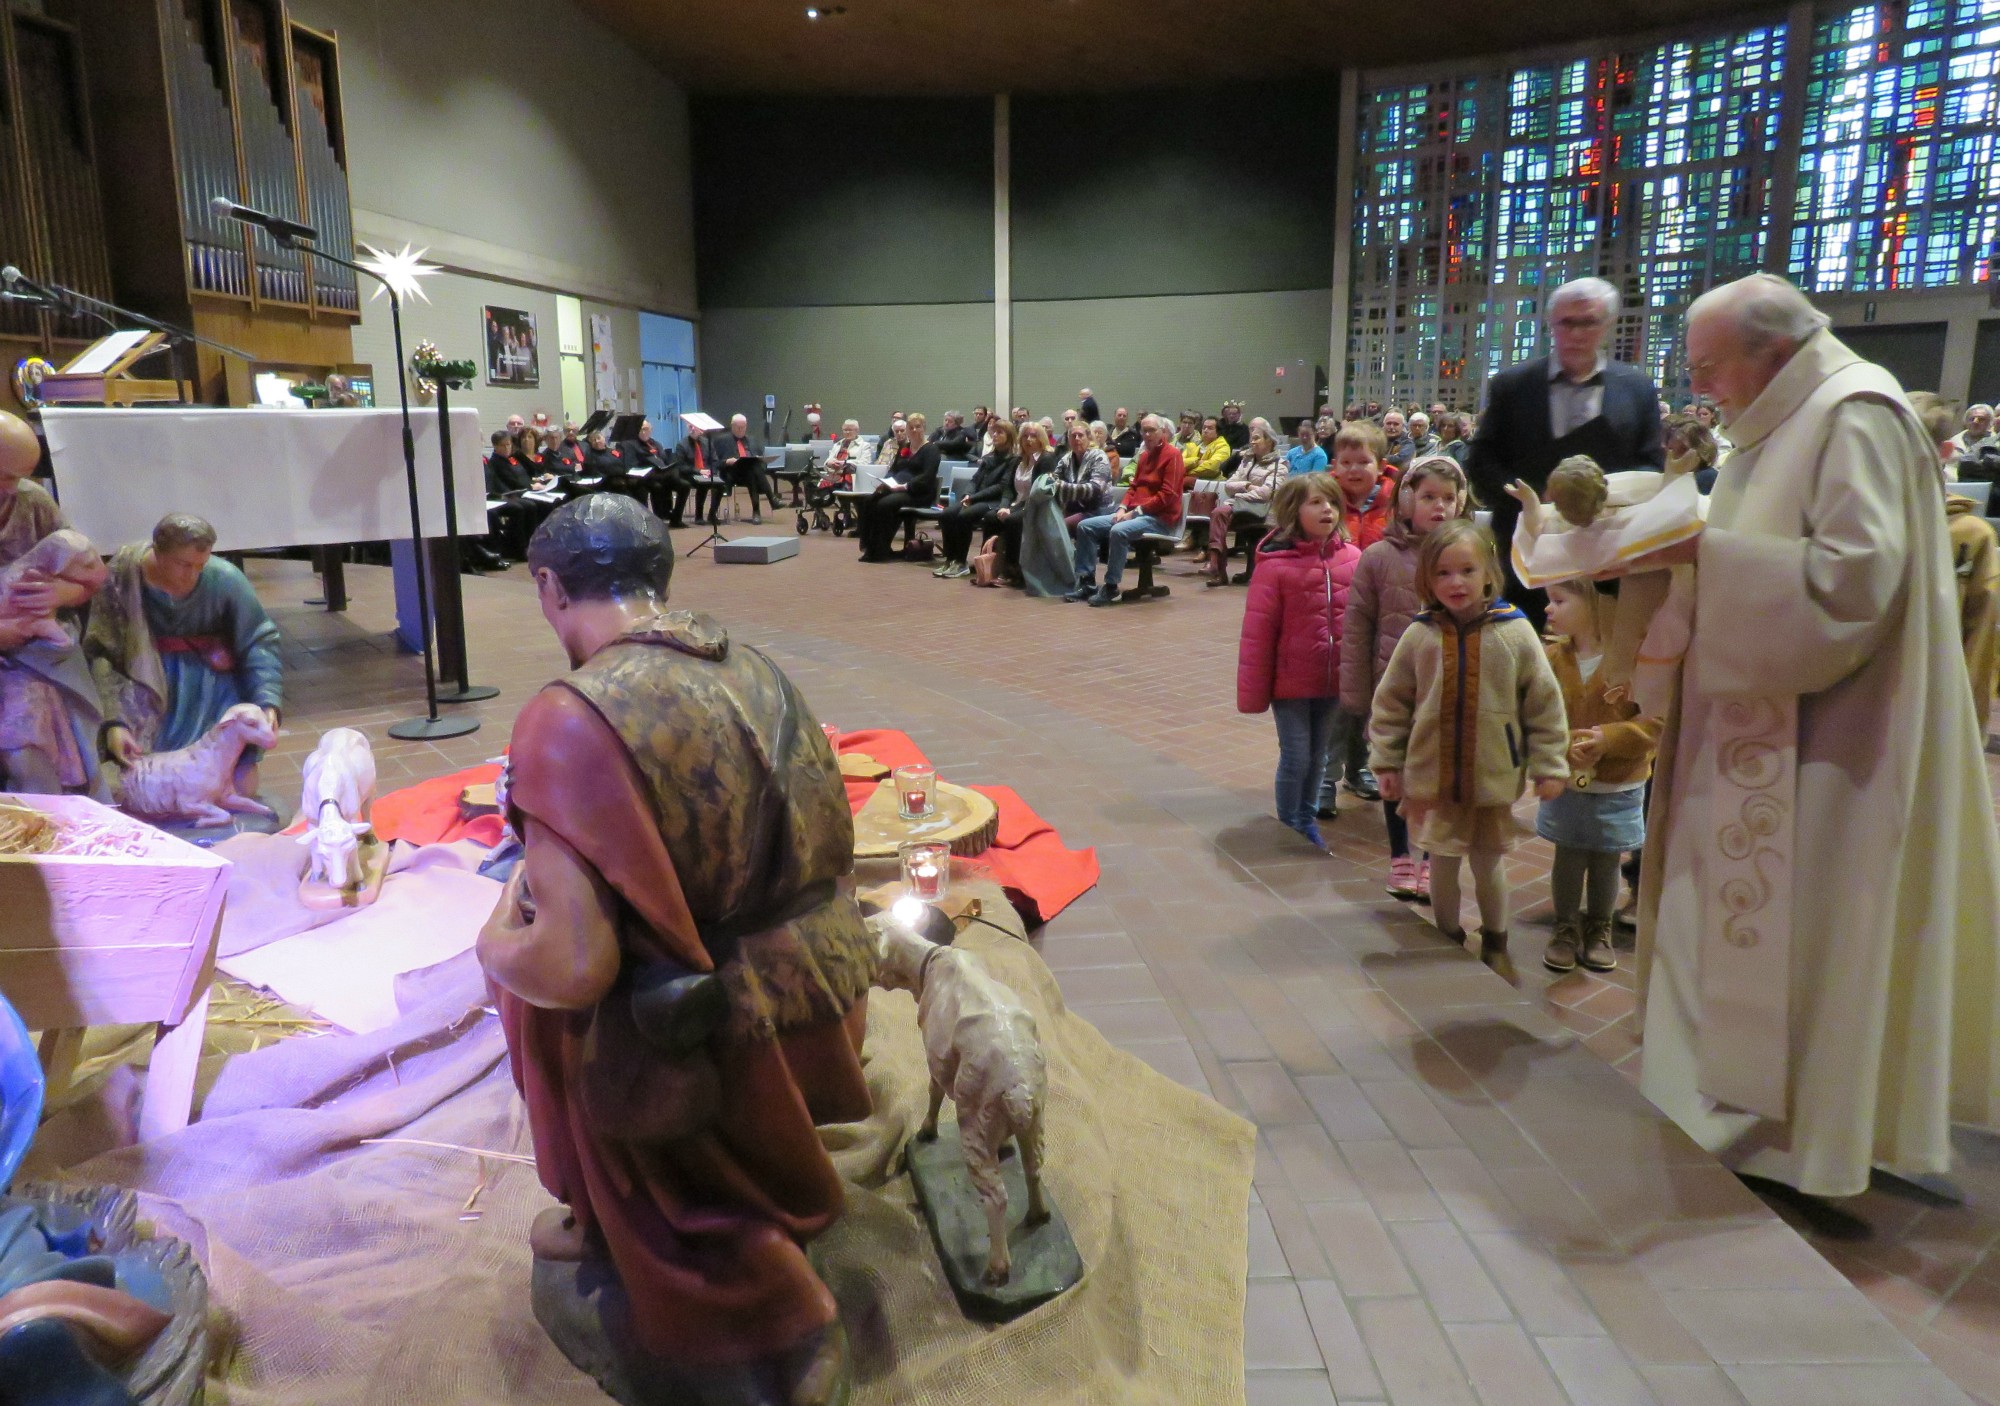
(483, 306), (540, 387)
(590, 312), (618, 410)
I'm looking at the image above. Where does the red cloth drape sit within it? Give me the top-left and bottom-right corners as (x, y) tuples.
(369, 728), (1099, 925)
(826, 727), (1099, 925)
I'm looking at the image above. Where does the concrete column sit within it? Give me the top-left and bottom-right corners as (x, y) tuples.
(1763, 1), (1817, 276)
(1328, 69), (1360, 411)
(994, 93), (1012, 416)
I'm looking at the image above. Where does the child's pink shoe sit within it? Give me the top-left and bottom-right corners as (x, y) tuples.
(1387, 856), (1424, 899)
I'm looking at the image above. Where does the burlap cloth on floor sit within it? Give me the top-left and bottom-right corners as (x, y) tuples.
(39, 886), (1254, 1405)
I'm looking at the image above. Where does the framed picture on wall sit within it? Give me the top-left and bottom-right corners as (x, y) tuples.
(483, 306), (540, 388)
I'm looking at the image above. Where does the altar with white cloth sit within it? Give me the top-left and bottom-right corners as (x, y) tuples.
(40, 406), (487, 552)
(42, 405), (492, 675)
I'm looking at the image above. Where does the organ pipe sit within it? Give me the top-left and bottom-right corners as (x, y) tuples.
(0, 10), (114, 347)
(292, 29), (355, 313)
(229, 0), (305, 306)
(164, 0), (248, 298)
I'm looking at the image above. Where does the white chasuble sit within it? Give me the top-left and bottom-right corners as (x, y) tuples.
(1636, 331), (2000, 1198)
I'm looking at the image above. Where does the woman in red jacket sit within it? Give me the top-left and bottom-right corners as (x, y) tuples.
(1236, 472), (1362, 848)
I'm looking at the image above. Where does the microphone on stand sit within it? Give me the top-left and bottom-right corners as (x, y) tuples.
(208, 196), (320, 246)
(1, 265), (71, 310)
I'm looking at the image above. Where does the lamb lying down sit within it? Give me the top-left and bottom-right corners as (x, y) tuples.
(874, 920), (1049, 1285)
(117, 704), (278, 826)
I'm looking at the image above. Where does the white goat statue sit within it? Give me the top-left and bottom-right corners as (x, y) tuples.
(296, 728), (378, 892)
(301, 801), (372, 888)
(117, 704), (278, 826)
(874, 921), (1049, 1285)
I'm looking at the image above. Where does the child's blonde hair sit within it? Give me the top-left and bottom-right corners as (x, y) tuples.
(1333, 422), (1387, 463)
(1546, 576), (1618, 645)
(1269, 472), (1345, 543)
(1415, 519), (1505, 610)
(1399, 454), (1472, 521)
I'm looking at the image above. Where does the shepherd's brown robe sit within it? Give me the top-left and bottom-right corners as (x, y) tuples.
(493, 611), (873, 1365)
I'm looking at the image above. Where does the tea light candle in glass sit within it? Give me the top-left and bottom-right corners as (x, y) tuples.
(900, 841), (951, 902)
(894, 763), (936, 819)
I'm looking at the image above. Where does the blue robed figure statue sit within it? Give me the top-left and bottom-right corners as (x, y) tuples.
(84, 513), (283, 796)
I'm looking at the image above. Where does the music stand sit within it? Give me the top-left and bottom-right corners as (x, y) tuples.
(679, 411), (730, 557)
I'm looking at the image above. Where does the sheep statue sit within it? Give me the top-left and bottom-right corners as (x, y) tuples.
(874, 919), (1049, 1286)
(116, 704), (278, 827)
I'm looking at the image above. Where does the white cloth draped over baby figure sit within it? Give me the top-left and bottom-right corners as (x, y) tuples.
(1635, 328), (2000, 1198)
(1509, 463), (1704, 717)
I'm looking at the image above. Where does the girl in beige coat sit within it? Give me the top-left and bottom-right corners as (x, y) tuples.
(1370, 521), (1569, 973)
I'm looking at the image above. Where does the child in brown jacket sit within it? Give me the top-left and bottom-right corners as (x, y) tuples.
(1370, 521), (1569, 975)
(1537, 577), (1663, 973)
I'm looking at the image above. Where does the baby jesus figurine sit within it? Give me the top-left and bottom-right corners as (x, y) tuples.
(0, 529), (107, 647)
(1508, 455), (1704, 711)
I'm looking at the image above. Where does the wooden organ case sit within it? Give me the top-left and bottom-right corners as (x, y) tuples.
(0, 5), (118, 413)
(68, 0), (360, 405)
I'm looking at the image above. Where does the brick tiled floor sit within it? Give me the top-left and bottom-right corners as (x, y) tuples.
(248, 529), (2000, 1406)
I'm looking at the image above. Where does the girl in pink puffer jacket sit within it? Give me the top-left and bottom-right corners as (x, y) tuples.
(1236, 472), (1361, 848)
(1341, 456), (1474, 898)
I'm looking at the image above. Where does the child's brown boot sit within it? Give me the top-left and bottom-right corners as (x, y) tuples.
(1544, 919), (1581, 973)
(1580, 916), (1617, 972)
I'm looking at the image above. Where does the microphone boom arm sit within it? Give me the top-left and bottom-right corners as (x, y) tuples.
(48, 282), (255, 363)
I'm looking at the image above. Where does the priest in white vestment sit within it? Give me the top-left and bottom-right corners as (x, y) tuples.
(1628, 274), (2000, 1199)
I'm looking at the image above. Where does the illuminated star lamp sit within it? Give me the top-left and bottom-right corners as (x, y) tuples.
(356, 243), (442, 305)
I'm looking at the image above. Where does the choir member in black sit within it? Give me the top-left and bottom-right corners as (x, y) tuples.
(478, 430), (531, 567)
(855, 412), (941, 562)
(514, 428), (560, 491)
(552, 421), (586, 474)
(512, 429), (565, 538)
(711, 414), (781, 524)
(622, 418), (691, 527)
(582, 431), (647, 506)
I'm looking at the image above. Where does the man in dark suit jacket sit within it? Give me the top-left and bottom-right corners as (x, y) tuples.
(1466, 277), (1665, 632)
(707, 414), (781, 523)
(622, 418), (692, 527)
(1078, 388), (1101, 424)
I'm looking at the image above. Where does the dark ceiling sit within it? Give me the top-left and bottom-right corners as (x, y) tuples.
(574, 0), (1784, 94)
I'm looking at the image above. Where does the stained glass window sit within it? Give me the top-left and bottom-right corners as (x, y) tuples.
(1350, 24), (1787, 407)
(1791, 0), (2000, 292)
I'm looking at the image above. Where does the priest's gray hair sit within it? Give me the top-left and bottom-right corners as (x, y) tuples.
(1548, 277), (1621, 322)
(1689, 273), (1830, 352)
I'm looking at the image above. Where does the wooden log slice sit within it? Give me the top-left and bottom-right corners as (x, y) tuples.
(852, 779), (998, 859)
